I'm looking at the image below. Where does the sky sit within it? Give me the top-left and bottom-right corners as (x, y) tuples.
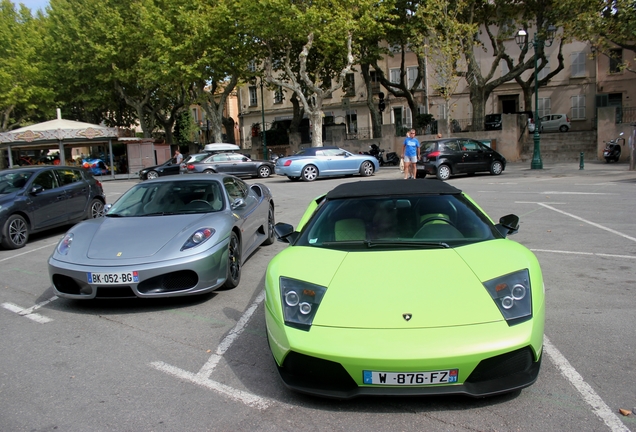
(14, 0), (49, 13)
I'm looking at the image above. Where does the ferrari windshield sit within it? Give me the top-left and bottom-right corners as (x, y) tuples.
(106, 180), (225, 217)
(296, 194), (499, 249)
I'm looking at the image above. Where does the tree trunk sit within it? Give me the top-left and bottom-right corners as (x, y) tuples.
(361, 63), (382, 139)
(309, 111), (323, 147)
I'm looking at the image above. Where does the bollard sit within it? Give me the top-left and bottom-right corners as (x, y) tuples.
(579, 152), (584, 170)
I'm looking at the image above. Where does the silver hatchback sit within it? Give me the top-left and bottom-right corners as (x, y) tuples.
(539, 114), (571, 132)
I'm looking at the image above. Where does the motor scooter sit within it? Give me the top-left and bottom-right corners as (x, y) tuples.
(603, 132), (624, 163)
(368, 144), (400, 166)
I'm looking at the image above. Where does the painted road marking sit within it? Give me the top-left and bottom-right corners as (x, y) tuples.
(0, 242), (58, 263)
(531, 249), (636, 260)
(544, 337), (628, 432)
(150, 290), (270, 410)
(2, 301), (53, 323)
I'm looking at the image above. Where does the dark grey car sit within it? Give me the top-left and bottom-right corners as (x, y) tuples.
(185, 152), (274, 178)
(0, 166), (106, 249)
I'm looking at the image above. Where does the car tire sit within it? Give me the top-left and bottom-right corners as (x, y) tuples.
(146, 170), (159, 179)
(88, 198), (105, 219)
(258, 165), (271, 178)
(301, 165), (318, 182)
(263, 205), (275, 246)
(203, 169), (215, 174)
(436, 164), (451, 181)
(287, 176), (300, 182)
(222, 231), (241, 289)
(359, 161), (374, 177)
(559, 125), (569, 132)
(490, 160), (504, 175)
(1, 214), (29, 249)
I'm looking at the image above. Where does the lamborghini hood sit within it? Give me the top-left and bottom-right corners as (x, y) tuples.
(271, 246), (512, 329)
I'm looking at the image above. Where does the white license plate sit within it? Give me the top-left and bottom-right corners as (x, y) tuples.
(87, 271), (139, 285)
(363, 369), (458, 385)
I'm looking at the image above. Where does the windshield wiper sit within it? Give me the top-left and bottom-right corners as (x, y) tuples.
(142, 212), (181, 216)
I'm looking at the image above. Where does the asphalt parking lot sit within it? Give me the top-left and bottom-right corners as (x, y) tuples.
(1, 160), (635, 431)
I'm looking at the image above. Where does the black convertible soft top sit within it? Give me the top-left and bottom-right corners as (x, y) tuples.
(326, 179), (461, 199)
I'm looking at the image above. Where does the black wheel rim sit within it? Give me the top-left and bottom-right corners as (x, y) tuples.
(268, 207), (275, 241)
(228, 234), (241, 282)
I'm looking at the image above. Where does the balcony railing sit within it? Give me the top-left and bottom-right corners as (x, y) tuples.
(618, 106), (636, 124)
(345, 127), (372, 140)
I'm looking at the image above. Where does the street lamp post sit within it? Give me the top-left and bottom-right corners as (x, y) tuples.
(516, 26), (556, 169)
(260, 78), (267, 160)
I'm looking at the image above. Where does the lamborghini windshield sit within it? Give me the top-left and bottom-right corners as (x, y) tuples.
(296, 194), (500, 250)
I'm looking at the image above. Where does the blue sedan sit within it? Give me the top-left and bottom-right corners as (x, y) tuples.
(274, 146), (379, 182)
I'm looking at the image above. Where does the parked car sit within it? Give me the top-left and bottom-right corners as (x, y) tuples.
(417, 138), (506, 180)
(48, 174), (275, 299)
(82, 158), (111, 176)
(484, 114), (502, 130)
(266, 179), (544, 398)
(185, 152), (274, 178)
(275, 146), (379, 182)
(139, 157), (182, 180)
(0, 166), (106, 249)
(179, 143), (243, 173)
(539, 114), (570, 132)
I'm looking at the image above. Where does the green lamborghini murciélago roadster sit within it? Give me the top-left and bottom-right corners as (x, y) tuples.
(265, 179), (544, 399)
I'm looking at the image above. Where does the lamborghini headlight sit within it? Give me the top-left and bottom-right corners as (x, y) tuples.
(279, 277), (327, 331)
(483, 269), (532, 325)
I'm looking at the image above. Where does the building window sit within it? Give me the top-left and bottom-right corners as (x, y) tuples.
(346, 111), (357, 133)
(274, 86), (284, 104)
(538, 98), (551, 117)
(344, 73), (355, 96)
(390, 68), (401, 84)
(609, 48), (622, 73)
(247, 61), (256, 73)
(571, 51), (586, 77)
(249, 86), (257, 106)
(369, 70), (381, 94)
(405, 106), (413, 128)
(407, 67), (421, 89)
(571, 95), (586, 120)
(438, 104), (447, 119)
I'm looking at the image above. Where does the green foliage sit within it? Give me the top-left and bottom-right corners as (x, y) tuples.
(415, 113), (434, 128)
(174, 109), (198, 145)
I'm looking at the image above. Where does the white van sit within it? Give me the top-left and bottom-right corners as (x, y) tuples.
(203, 143), (241, 152)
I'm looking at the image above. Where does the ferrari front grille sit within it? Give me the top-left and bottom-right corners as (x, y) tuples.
(137, 270), (198, 294)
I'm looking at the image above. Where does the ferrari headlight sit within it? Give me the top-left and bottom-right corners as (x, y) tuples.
(483, 269), (532, 325)
(181, 228), (215, 250)
(279, 277), (327, 331)
(57, 233), (74, 255)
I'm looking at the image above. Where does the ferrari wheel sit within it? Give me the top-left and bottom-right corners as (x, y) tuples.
(146, 170), (159, 180)
(88, 199), (105, 219)
(490, 161), (503, 175)
(263, 205), (275, 245)
(301, 165), (318, 182)
(436, 164), (451, 181)
(1, 214), (29, 249)
(223, 232), (241, 289)
(359, 161), (374, 177)
(258, 165), (271, 178)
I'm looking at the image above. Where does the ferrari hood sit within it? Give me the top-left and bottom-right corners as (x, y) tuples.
(86, 215), (201, 259)
(271, 246), (507, 329)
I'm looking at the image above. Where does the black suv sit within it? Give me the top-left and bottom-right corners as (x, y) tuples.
(0, 166), (106, 249)
(484, 114), (502, 130)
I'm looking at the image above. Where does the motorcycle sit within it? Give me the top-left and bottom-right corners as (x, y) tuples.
(368, 144), (400, 166)
(603, 132), (624, 163)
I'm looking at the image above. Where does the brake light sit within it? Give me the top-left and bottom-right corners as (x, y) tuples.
(95, 180), (102, 189)
(566, 116), (570, 122)
(187, 164), (195, 170)
(284, 160), (292, 167)
(427, 151), (440, 158)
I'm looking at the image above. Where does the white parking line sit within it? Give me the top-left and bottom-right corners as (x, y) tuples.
(2, 302), (53, 323)
(0, 242), (58, 263)
(544, 337), (628, 432)
(531, 249), (636, 260)
(150, 290), (270, 410)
